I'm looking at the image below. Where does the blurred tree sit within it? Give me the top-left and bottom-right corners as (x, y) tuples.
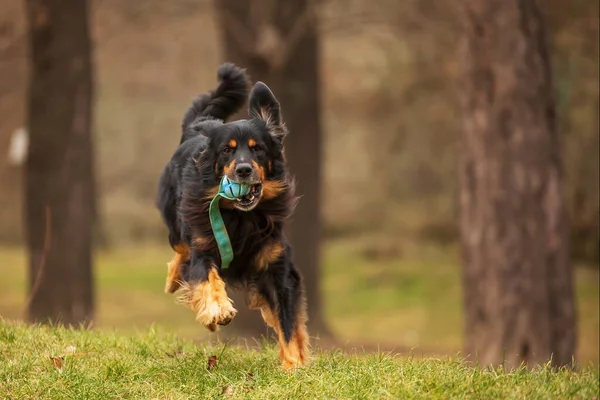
(459, 0), (576, 368)
(214, 0), (332, 339)
(24, 0), (96, 325)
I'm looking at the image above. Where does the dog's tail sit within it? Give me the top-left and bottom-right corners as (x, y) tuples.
(180, 63), (249, 142)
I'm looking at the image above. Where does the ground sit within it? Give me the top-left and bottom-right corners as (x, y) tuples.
(0, 321), (598, 399)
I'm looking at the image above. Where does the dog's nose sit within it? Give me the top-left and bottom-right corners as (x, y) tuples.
(235, 163), (252, 178)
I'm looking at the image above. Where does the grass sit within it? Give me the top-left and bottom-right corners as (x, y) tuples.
(0, 239), (598, 366)
(0, 320), (598, 400)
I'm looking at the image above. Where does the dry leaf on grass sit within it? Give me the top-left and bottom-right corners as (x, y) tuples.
(50, 356), (63, 372)
(207, 355), (217, 370)
(221, 385), (233, 396)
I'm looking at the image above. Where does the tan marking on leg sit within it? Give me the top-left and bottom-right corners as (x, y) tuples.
(247, 291), (266, 310)
(176, 268), (237, 332)
(165, 244), (190, 294)
(254, 240), (284, 270)
(251, 293), (310, 370)
(280, 302), (309, 370)
(282, 305), (310, 369)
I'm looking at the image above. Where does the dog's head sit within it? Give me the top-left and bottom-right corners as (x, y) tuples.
(200, 82), (288, 211)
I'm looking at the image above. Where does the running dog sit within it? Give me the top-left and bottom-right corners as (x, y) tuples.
(156, 63), (309, 369)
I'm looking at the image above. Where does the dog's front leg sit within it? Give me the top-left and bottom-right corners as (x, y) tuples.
(176, 252), (237, 332)
(165, 243), (190, 294)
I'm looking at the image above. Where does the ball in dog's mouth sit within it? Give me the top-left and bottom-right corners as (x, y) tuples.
(234, 183), (262, 209)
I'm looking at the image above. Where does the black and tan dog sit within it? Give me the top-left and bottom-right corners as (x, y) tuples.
(156, 63), (309, 369)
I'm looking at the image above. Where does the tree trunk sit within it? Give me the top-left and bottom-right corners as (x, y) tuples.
(214, 0), (332, 340)
(25, 0), (96, 325)
(459, 0), (576, 368)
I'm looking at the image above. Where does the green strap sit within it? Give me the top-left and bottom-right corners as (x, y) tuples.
(208, 176), (251, 269)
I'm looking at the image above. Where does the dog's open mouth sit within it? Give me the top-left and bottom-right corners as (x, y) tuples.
(234, 183), (262, 210)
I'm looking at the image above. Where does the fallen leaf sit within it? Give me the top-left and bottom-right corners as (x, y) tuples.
(50, 356), (63, 372)
(221, 385), (233, 396)
(207, 355), (217, 370)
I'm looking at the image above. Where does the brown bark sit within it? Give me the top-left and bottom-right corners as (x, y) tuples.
(459, 0), (576, 368)
(25, 0), (96, 325)
(214, 0), (332, 339)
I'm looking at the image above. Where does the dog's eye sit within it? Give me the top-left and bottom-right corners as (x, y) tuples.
(251, 146), (262, 153)
(222, 146), (232, 154)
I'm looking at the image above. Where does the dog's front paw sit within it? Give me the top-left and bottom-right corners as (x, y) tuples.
(175, 269), (236, 332)
(196, 297), (238, 331)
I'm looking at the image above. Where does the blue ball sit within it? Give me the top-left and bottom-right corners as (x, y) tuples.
(219, 176), (251, 199)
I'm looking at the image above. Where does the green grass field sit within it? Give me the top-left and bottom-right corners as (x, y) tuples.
(0, 321), (598, 399)
(0, 239), (598, 367)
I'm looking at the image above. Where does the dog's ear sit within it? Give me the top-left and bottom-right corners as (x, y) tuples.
(248, 82), (288, 142)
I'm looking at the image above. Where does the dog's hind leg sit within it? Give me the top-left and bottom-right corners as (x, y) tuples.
(165, 243), (190, 293)
(250, 264), (310, 370)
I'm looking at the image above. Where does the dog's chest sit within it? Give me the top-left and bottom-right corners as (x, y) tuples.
(220, 210), (274, 260)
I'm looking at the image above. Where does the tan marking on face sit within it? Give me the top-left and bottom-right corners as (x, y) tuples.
(248, 138), (257, 148)
(254, 240), (284, 270)
(223, 160), (236, 178)
(228, 139), (237, 148)
(176, 267), (237, 332)
(251, 160), (266, 181)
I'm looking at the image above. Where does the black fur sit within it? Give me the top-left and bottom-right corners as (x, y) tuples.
(156, 63), (304, 343)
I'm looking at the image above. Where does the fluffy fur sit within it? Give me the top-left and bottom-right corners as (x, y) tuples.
(156, 63), (309, 370)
